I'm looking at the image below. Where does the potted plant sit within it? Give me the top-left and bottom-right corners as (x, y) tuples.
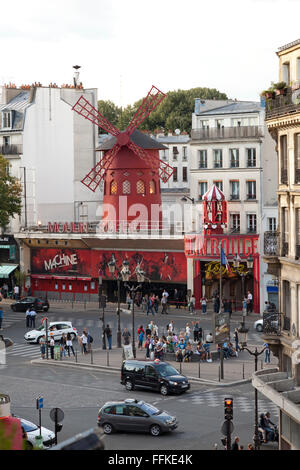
(274, 81), (287, 95)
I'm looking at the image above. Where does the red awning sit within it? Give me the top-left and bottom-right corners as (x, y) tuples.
(31, 274), (53, 280)
(76, 277), (92, 281)
(52, 275), (77, 281)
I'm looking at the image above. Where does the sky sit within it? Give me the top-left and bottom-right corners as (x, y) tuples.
(0, 0), (299, 107)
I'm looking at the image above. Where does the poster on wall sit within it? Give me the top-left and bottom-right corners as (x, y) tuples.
(30, 248), (187, 283)
(213, 312), (230, 344)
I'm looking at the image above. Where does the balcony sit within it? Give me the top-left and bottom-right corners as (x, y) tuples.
(265, 90), (300, 120)
(264, 231), (279, 256)
(0, 144), (23, 155)
(191, 126), (263, 141)
(262, 311), (291, 336)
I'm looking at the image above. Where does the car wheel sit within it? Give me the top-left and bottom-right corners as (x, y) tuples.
(102, 423), (114, 434)
(256, 324), (263, 332)
(160, 384), (168, 396)
(125, 379), (134, 391)
(11, 305), (17, 312)
(150, 424), (161, 437)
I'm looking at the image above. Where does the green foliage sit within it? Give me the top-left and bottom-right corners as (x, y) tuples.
(0, 155), (22, 232)
(14, 269), (27, 295)
(98, 87), (227, 135)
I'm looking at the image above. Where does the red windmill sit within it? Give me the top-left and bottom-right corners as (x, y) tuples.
(72, 86), (174, 231)
(202, 184), (227, 235)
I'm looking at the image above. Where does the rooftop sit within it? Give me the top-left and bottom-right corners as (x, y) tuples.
(195, 101), (261, 116)
(277, 38), (300, 53)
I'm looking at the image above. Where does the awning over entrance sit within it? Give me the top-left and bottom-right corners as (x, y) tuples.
(0, 264), (18, 278)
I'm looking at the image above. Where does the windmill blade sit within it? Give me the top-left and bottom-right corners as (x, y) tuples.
(126, 85), (166, 135)
(81, 144), (121, 192)
(127, 140), (174, 183)
(72, 96), (120, 137)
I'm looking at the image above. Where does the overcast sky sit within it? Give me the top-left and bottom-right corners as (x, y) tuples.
(1, 0), (299, 107)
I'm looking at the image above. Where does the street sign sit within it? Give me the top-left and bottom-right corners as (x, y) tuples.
(36, 397), (44, 410)
(50, 408), (64, 423)
(221, 420), (234, 436)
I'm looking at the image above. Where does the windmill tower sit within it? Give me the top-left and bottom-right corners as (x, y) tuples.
(202, 184), (227, 235)
(72, 86), (174, 231)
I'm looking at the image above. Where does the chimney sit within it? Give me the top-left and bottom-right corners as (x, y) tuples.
(73, 65), (81, 87)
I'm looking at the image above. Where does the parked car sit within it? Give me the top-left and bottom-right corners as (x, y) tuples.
(121, 359), (190, 396)
(11, 297), (49, 312)
(24, 321), (78, 344)
(98, 398), (178, 436)
(17, 417), (55, 449)
(254, 315), (278, 332)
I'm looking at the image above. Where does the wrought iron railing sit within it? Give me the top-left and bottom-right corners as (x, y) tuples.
(0, 144), (23, 155)
(191, 126), (264, 141)
(262, 311), (291, 335)
(265, 90), (300, 119)
(264, 231), (279, 256)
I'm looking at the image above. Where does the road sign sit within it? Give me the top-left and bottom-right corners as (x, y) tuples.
(50, 407), (64, 423)
(221, 420), (234, 436)
(36, 397), (44, 410)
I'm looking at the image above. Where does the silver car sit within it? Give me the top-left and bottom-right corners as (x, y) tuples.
(97, 399), (178, 437)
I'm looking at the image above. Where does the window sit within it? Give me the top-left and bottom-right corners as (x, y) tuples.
(173, 168), (178, 182)
(213, 149), (223, 168)
(280, 135), (288, 184)
(183, 146), (188, 161)
(149, 180), (156, 194)
(247, 181), (256, 199)
(137, 180), (145, 194)
(230, 149), (239, 167)
(283, 208), (289, 243)
(296, 209), (300, 248)
(268, 217), (277, 232)
(122, 180), (131, 194)
(232, 118), (242, 127)
(230, 181), (240, 200)
(247, 214), (257, 233)
(282, 62), (290, 85)
(215, 119), (224, 129)
(2, 111), (11, 129)
(247, 148), (256, 167)
(127, 406), (148, 418)
(182, 167), (187, 182)
(230, 214), (240, 233)
(172, 147), (178, 161)
(145, 365), (156, 376)
(110, 180), (117, 195)
(200, 120), (209, 128)
(3, 136), (10, 147)
(294, 133), (300, 182)
(214, 180), (223, 191)
(162, 149), (168, 160)
(199, 181), (208, 199)
(199, 150), (207, 169)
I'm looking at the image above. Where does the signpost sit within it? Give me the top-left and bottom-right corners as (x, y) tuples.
(50, 407), (64, 445)
(35, 396), (44, 447)
(42, 317), (49, 360)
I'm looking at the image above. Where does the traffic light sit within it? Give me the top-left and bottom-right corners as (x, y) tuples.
(224, 398), (233, 420)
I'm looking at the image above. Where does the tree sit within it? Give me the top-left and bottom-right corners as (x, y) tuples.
(14, 269), (27, 297)
(97, 100), (121, 133)
(98, 87), (228, 134)
(0, 155), (22, 233)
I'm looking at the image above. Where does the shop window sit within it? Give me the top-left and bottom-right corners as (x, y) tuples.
(149, 180), (156, 194)
(91, 282), (95, 290)
(55, 283), (58, 290)
(62, 284), (66, 290)
(122, 180), (131, 194)
(69, 284), (72, 291)
(110, 180), (117, 195)
(137, 180), (145, 195)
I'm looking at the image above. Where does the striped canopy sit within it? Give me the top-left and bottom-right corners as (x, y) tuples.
(203, 184), (225, 201)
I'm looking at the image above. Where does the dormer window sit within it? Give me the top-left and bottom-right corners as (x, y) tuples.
(2, 111), (12, 129)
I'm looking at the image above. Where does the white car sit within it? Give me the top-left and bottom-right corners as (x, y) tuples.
(18, 417), (55, 449)
(24, 321), (78, 344)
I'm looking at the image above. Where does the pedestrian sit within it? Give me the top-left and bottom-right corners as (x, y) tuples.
(126, 293), (132, 310)
(206, 332), (213, 343)
(231, 436), (240, 450)
(190, 294), (195, 314)
(49, 335), (55, 359)
(264, 342), (271, 363)
(161, 294), (168, 314)
(201, 296), (207, 314)
(122, 328), (131, 345)
(13, 285), (19, 300)
(0, 308), (3, 330)
(83, 327), (93, 352)
(25, 308), (31, 328)
(81, 331), (88, 354)
(39, 335), (46, 359)
(141, 295), (148, 312)
(137, 325), (145, 350)
(153, 295), (159, 314)
(213, 295), (220, 313)
(29, 305), (36, 329)
(247, 444), (254, 450)
(247, 290), (253, 313)
(193, 322), (199, 342)
(147, 295), (155, 316)
(234, 328), (241, 353)
(144, 334), (151, 359)
(60, 333), (67, 358)
(104, 324), (113, 350)
(66, 332), (75, 356)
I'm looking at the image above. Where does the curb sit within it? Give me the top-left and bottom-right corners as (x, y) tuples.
(30, 359), (252, 387)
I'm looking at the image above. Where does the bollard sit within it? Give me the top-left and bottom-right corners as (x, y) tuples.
(198, 360), (201, 378)
(75, 349), (78, 363)
(91, 349), (93, 365)
(179, 361), (182, 375)
(261, 360), (263, 370)
(218, 365), (221, 382)
(84, 300), (86, 311)
(242, 363), (245, 379)
(107, 351), (109, 367)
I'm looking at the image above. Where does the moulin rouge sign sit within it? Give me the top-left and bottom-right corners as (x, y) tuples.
(48, 222), (89, 233)
(184, 234), (259, 258)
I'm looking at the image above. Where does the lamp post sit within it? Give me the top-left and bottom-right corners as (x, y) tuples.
(241, 346), (266, 450)
(233, 253), (254, 322)
(124, 283), (142, 359)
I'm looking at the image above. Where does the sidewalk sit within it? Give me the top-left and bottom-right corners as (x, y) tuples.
(31, 345), (278, 387)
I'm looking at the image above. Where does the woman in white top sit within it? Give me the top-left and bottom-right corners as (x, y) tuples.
(81, 331), (88, 354)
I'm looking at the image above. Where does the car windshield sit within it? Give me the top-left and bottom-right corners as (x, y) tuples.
(139, 403), (160, 416)
(37, 325), (45, 331)
(20, 420), (38, 432)
(156, 364), (179, 377)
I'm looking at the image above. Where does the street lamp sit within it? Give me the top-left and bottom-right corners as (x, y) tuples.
(241, 346), (266, 450)
(181, 196), (195, 204)
(124, 282), (142, 359)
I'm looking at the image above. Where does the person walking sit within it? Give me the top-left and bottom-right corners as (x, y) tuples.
(190, 294), (195, 314)
(247, 290), (253, 314)
(137, 325), (145, 350)
(0, 308), (3, 330)
(25, 308), (31, 329)
(66, 332), (76, 357)
(193, 322), (200, 343)
(264, 343), (271, 363)
(13, 285), (19, 300)
(104, 324), (113, 350)
(60, 333), (67, 358)
(49, 335), (55, 359)
(201, 296), (207, 314)
(40, 335), (46, 359)
(122, 328), (131, 345)
(161, 294), (168, 314)
(80, 331), (88, 354)
(231, 436), (241, 450)
(29, 305), (36, 329)
(147, 296), (155, 316)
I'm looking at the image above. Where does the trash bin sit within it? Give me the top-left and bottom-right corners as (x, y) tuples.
(35, 435), (43, 449)
(54, 346), (60, 361)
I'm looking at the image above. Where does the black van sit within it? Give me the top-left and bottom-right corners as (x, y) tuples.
(121, 359), (190, 396)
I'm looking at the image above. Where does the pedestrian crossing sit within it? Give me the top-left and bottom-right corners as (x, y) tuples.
(177, 391), (279, 416)
(6, 342), (41, 359)
(0, 312), (26, 329)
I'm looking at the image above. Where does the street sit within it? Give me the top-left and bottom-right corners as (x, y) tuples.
(0, 302), (278, 450)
